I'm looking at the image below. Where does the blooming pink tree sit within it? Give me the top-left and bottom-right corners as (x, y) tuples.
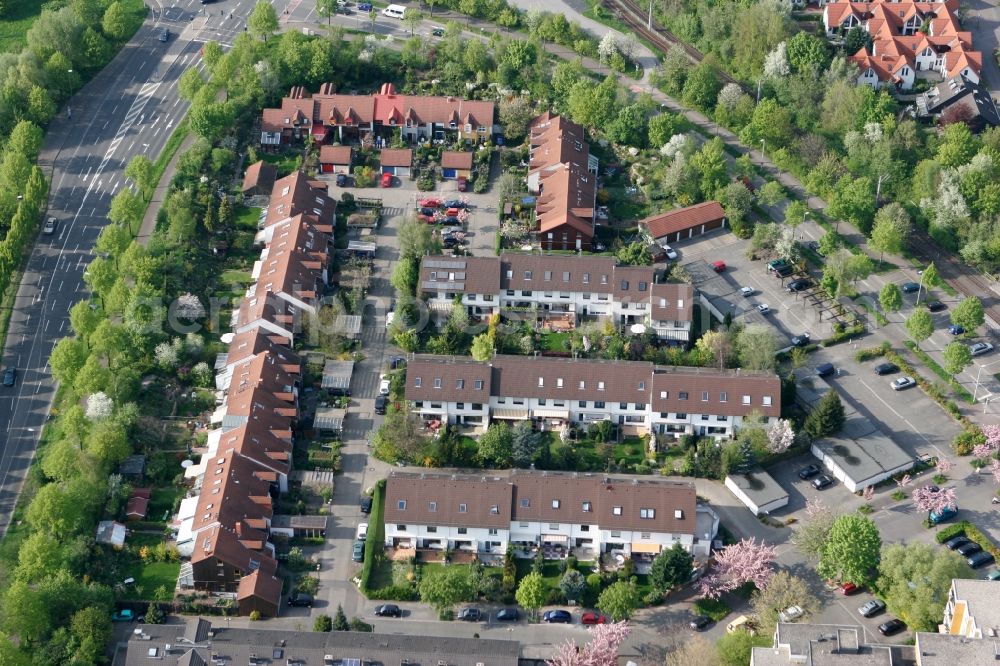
(697, 537), (777, 599)
(936, 457), (954, 475)
(862, 486), (875, 501)
(895, 474), (911, 488)
(912, 486), (957, 514)
(990, 459), (1000, 485)
(974, 425), (1000, 459)
(547, 622), (631, 666)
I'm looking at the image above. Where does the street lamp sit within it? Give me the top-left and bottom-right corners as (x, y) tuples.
(760, 139), (766, 165)
(876, 173), (890, 206)
(915, 267), (928, 306)
(973, 364), (985, 403)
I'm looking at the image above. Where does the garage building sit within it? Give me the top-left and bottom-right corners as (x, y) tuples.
(319, 145), (353, 173)
(640, 201), (727, 245)
(379, 148), (413, 177)
(725, 469), (789, 515)
(810, 432), (914, 492)
(441, 150), (473, 179)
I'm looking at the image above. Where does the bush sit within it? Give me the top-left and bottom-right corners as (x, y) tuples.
(855, 341), (890, 362)
(693, 597), (731, 621)
(936, 520), (1000, 557)
(821, 323), (865, 347)
(365, 584), (419, 601)
(249, 610), (261, 621)
(951, 426), (985, 455)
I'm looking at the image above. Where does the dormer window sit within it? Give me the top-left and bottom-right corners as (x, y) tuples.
(450, 122), (457, 129)
(434, 378), (442, 389)
(557, 378), (563, 388)
(552, 500), (561, 509)
(389, 118), (396, 126)
(475, 380), (484, 390)
(524, 271), (532, 280)
(459, 503), (468, 513)
(544, 271), (552, 281)
(415, 378), (422, 387)
(456, 379), (464, 389)
(538, 377), (544, 387)
(429, 501), (437, 512)
(491, 505), (499, 514)
(398, 500), (407, 510)
(582, 502), (592, 512)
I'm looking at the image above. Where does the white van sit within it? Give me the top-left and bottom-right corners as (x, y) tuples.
(382, 4), (406, 18)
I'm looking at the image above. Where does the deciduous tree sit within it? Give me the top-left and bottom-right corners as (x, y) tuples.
(951, 296), (985, 332)
(697, 538), (776, 599)
(418, 566), (473, 615)
(751, 570), (816, 630)
(905, 307), (934, 342)
(869, 202), (911, 263)
(649, 543), (693, 593)
(101, 1), (128, 41)
(819, 515), (881, 586)
(878, 543), (971, 631)
(879, 283), (902, 314)
(247, 0), (279, 41)
(478, 422), (513, 468)
(597, 580), (640, 621)
(515, 571), (546, 617)
(736, 324), (778, 372)
(943, 341), (972, 375)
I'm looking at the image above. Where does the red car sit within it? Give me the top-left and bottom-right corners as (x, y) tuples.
(581, 612), (607, 625)
(417, 214), (435, 224)
(381, 172), (393, 188)
(840, 582), (859, 595)
(457, 176), (468, 192)
(418, 198), (442, 208)
(445, 207), (461, 217)
(711, 260), (726, 272)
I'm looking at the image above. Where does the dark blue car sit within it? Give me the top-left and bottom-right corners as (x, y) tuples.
(543, 610), (572, 624)
(358, 2), (372, 10)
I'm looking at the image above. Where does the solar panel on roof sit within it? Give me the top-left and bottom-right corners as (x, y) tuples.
(423, 260), (466, 269)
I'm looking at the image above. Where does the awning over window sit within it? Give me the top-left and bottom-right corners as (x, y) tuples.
(542, 534), (569, 543)
(631, 542), (661, 554)
(533, 408), (570, 419)
(493, 408), (529, 420)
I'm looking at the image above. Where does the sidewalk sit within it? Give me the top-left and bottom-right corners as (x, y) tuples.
(135, 133), (196, 246)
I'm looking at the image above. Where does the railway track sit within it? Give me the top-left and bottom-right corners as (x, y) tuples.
(602, 0), (750, 94)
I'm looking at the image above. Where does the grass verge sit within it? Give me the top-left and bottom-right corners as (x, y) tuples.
(693, 597), (731, 621)
(0, 3), (45, 54)
(902, 340), (975, 403)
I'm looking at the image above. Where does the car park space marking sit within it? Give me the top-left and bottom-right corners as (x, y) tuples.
(852, 375), (942, 453)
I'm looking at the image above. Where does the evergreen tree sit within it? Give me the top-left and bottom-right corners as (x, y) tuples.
(732, 439), (756, 476)
(334, 605), (349, 631)
(803, 391), (845, 440)
(218, 196), (234, 229)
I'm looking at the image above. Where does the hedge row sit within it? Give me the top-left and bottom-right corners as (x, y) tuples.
(935, 520), (1000, 558)
(903, 341), (975, 404)
(855, 341), (890, 363)
(821, 323), (865, 347)
(360, 479), (387, 592)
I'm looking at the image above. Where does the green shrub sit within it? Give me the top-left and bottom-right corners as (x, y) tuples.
(360, 480), (386, 592)
(364, 584), (419, 601)
(936, 520), (1000, 557)
(821, 323), (864, 347)
(693, 597), (731, 621)
(951, 426), (985, 455)
(855, 341), (890, 362)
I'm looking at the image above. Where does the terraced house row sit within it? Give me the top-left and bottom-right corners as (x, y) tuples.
(404, 354), (781, 439)
(419, 253), (696, 342)
(172, 170), (337, 617)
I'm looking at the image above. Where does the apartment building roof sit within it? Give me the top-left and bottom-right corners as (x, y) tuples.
(491, 355), (653, 405)
(441, 150), (474, 169)
(406, 355), (493, 403)
(191, 451), (274, 538)
(379, 148), (413, 168)
(419, 256), (502, 295)
(268, 213), (331, 257)
(224, 328), (300, 371)
(528, 112), (596, 239)
(500, 253), (617, 293)
(751, 624), (898, 666)
(913, 632), (998, 665)
(227, 352), (298, 401)
(215, 422), (292, 477)
(650, 283), (694, 322)
(264, 171), (335, 229)
(948, 579), (1000, 633)
(384, 472), (514, 529)
(650, 366), (782, 418)
(253, 247), (322, 306)
(223, 382), (298, 427)
(233, 291), (298, 333)
(263, 83), (496, 133)
(640, 201), (727, 240)
(123, 619), (522, 666)
(613, 265), (657, 301)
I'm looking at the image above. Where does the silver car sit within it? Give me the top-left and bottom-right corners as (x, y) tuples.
(891, 377), (916, 391)
(970, 342), (994, 357)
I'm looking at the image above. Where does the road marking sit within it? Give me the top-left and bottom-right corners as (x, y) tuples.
(855, 376), (942, 454)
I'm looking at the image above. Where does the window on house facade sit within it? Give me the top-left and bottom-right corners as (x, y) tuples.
(427, 526), (437, 533)
(675, 509), (684, 519)
(579, 381), (585, 389)
(595, 401), (605, 409)
(580, 524), (590, 532)
(489, 528), (498, 535)
(456, 403), (465, 410)
(563, 272), (570, 281)
(538, 398), (547, 406)
(579, 401), (587, 408)
(641, 532), (651, 539)
(397, 525), (406, 530)
(458, 527), (468, 534)
(660, 391), (667, 399)
(638, 381), (645, 390)
(621, 280), (629, 290)
(619, 402), (627, 410)
(610, 531), (621, 538)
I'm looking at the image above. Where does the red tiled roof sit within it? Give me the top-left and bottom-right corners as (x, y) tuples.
(527, 113), (596, 240)
(264, 171), (335, 229)
(126, 496), (149, 518)
(441, 151), (473, 169)
(237, 569), (283, 608)
(640, 201), (726, 240)
(384, 473), (513, 528)
(319, 145), (352, 165)
(379, 149), (412, 168)
(225, 328), (300, 372)
(242, 161), (277, 193)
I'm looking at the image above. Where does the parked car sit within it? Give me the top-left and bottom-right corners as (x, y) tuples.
(542, 610), (572, 623)
(661, 245), (678, 260)
(335, 173), (348, 187)
(756, 304), (770, 314)
(389, 356), (406, 369)
(812, 474), (834, 490)
(418, 198), (442, 208)
(901, 282), (920, 293)
(442, 237), (461, 248)
(858, 599), (886, 618)
(2, 367), (15, 387)
(457, 608), (482, 622)
(786, 278), (812, 292)
(441, 216), (462, 226)
(689, 615), (711, 631)
(968, 551), (996, 568)
(357, 1), (372, 9)
(378, 374), (391, 395)
(956, 542), (982, 557)
(419, 207), (437, 217)
(948, 325), (966, 335)
(878, 619), (906, 636)
(767, 259), (789, 273)
(495, 608), (519, 622)
(374, 395), (388, 415)
(740, 286), (754, 297)
(380, 172), (393, 187)
(352, 540), (365, 562)
(815, 363), (836, 378)
(111, 609), (135, 622)
(874, 362), (898, 376)
(43, 217), (57, 235)
(791, 333), (810, 347)
(840, 582), (860, 595)
(360, 495), (373, 514)
(798, 464), (821, 480)
(927, 301), (947, 312)
(711, 260), (726, 272)
(375, 604), (401, 617)
(891, 377), (916, 391)
(457, 176), (468, 191)
(356, 523), (368, 541)
(417, 214), (435, 224)
(984, 569), (1000, 581)
(431, 26), (445, 36)
(779, 605), (804, 622)
(929, 505), (957, 525)
(581, 612), (606, 625)
(970, 342), (995, 357)
(287, 593), (314, 607)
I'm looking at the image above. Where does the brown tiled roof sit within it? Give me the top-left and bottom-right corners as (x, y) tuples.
(650, 367), (781, 418)
(234, 292), (297, 333)
(441, 151), (473, 169)
(406, 355), (493, 403)
(315, 94), (377, 125)
(228, 352), (298, 398)
(319, 145), (352, 165)
(500, 253), (616, 293)
(612, 266), (656, 300)
(384, 472), (513, 528)
(193, 525), (278, 574)
(491, 355), (653, 405)
(379, 148), (413, 168)
(237, 569), (283, 606)
(264, 171), (335, 228)
(242, 161), (277, 193)
(253, 245), (322, 307)
(640, 201), (726, 240)
(225, 328), (300, 373)
(193, 451), (274, 536)
(217, 422), (292, 477)
(125, 496), (149, 518)
(419, 256), (501, 296)
(224, 378), (297, 421)
(650, 283), (694, 323)
(527, 113), (596, 239)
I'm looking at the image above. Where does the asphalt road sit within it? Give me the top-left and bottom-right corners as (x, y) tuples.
(0, 1), (256, 535)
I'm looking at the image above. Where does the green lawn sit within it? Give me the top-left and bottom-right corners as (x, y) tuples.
(122, 561), (181, 601)
(148, 486), (184, 522)
(0, 2), (43, 54)
(260, 152), (301, 178)
(541, 331), (571, 353)
(221, 269), (252, 285)
(233, 206), (261, 231)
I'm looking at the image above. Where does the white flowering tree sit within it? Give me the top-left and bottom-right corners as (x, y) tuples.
(766, 419), (795, 454)
(912, 486), (957, 515)
(660, 133), (690, 160)
(763, 41), (789, 79)
(86, 392), (114, 420)
(717, 83), (743, 111)
(192, 362), (213, 388)
(548, 622), (630, 666)
(155, 341), (179, 370)
(920, 169), (969, 235)
(597, 33), (620, 65)
(697, 538), (777, 599)
(175, 293), (206, 320)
